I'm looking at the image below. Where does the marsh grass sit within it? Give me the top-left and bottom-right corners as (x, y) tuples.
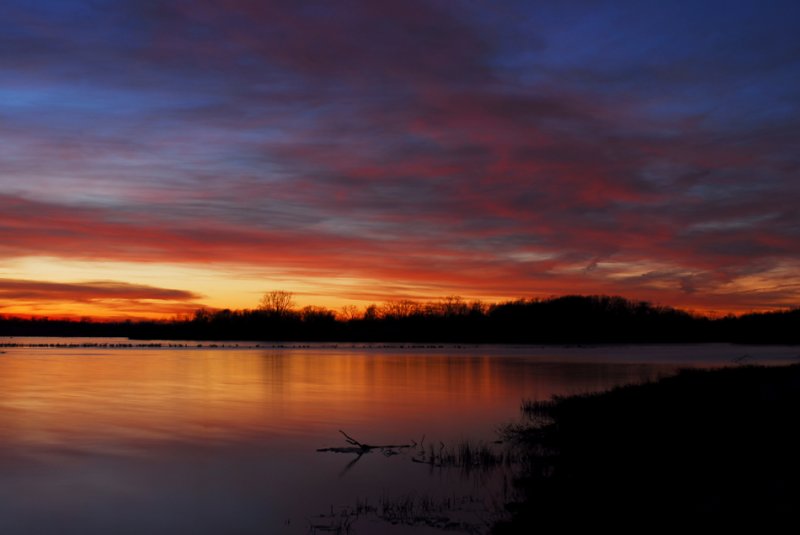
(309, 492), (502, 534)
(494, 364), (800, 531)
(312, 436), (519, 533)
(410, 438), (521, 475)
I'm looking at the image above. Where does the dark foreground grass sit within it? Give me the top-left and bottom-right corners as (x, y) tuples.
(494, 364), (800, 531)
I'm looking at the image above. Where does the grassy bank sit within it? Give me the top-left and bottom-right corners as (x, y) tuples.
(494, 364), (800, 531)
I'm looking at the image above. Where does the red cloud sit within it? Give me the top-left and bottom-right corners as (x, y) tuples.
(0, 278), (200, 302)
(3, 1), (798, 316)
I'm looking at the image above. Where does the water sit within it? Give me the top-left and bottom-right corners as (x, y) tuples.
(0, 339), (797, 534)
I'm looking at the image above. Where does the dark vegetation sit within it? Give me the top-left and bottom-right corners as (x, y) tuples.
(494, 364), (800, 531)
(309, 493), (491, 534)
(318, 430), (512, 475)
(1, 294), (798, 344)
(315, 431), (514, 533)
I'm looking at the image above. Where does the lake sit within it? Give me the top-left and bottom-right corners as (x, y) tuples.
(0, 339), (797, 534)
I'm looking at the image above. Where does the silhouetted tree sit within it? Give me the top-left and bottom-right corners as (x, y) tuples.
(381, 299), (420, 319)
(468, 300), (486, 317)
(193, 308), (213, 323)
(258, 290), (295, 316)
(338, 305), (361, 321)
(363, 304), (379, 321)
(300, 306), (334, 322)
(2, 294), (797, 344)
(440, 295), (468, 317)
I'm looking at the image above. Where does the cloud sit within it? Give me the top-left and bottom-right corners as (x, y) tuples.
(0, 277), (206, 319)
(0, 278), (200, 303)
(0, 1), (799, 314)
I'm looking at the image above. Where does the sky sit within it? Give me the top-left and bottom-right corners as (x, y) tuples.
(1, 0), (799, 319)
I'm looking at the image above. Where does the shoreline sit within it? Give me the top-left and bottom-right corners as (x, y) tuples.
(494, 363), (800, 530)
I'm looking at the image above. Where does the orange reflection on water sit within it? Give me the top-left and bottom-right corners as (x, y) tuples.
(5, 343), (783, 535)
(0, 346), (681, 456)
(0, 350), (277, 450)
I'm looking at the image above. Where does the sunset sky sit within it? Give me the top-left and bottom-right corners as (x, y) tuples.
(2, 0), (799, 319)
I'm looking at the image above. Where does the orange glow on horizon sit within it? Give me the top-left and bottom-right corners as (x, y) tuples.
(2, 256), (797, 322)
(0, 295), (785, 322)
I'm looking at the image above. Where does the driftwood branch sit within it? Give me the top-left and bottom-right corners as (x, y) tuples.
(339, 430), (367, 450)
(317, 430), (414, 454)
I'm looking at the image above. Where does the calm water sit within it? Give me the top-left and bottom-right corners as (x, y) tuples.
(0, 339), (797, 534)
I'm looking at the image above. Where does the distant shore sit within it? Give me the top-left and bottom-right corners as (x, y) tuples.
(2, 295), (799, 344)
(494, 363), (800, 530)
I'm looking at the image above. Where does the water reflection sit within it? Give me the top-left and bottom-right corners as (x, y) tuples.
(0, 343), (796, 534)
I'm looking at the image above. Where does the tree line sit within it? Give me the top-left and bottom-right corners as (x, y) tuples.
(1, 292), (798, 344)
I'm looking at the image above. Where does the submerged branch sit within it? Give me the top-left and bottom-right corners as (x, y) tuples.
(316, 430), (414, 455)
